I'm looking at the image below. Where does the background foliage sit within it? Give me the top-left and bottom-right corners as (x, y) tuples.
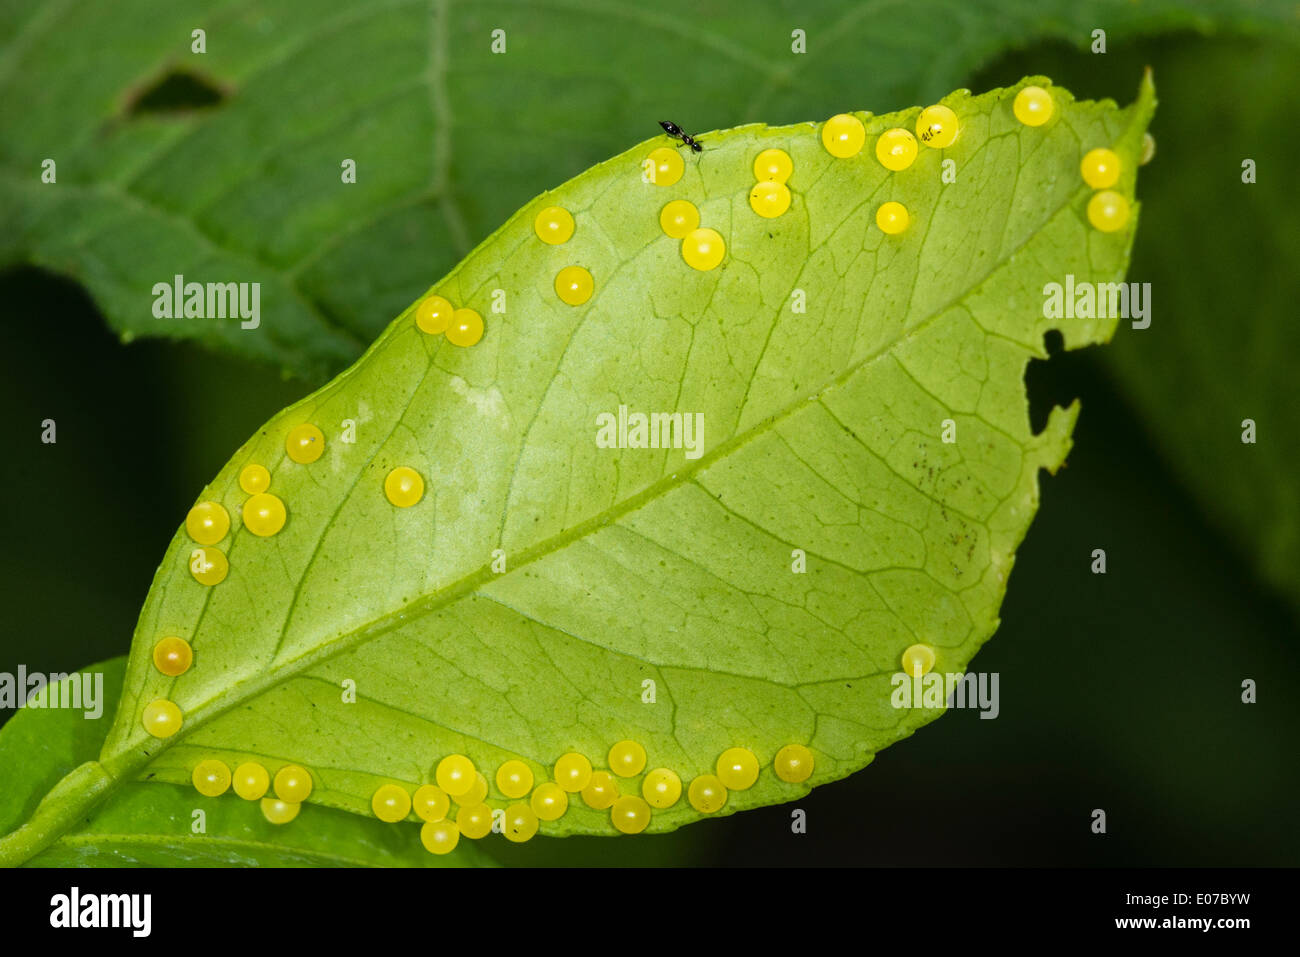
(1, 0), (1296, 864)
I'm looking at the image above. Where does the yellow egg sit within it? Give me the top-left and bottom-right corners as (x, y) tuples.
(875, 128), (918, 171)
(188, 547), (228, 586)
(608, 739), (647, 778)
(238, 464), (271, 494)
(496, 759), (534, 799)
(384, 466), (424, 507)
(141, 699), (182, 738)
(504, 803), (539, 842)
(642, 768), (681, 808)
(554, 752), (593, 792)
(1080, 148), (1121, 189)
(773, 744), (815, 783)
(415, 295), (455, 335)
(420, 819), (460, 854)
(152, 636), (192, 677)
(749, 180), (791, 219)
(446, 309), (483, 347)
(644, 147), (684, 187)
(530, 782), (569, 821)
(436, 754), (477, 796)
(1140, 132), (1156, 166)
(232, 762), (269, 800)
(274, 764), (313, 803)
(876, 201), (910, 235)
(581, 770), (620, 810)
(716, 747), (760, 790)
(371, 783), (412, 822)
(681, 228), (726, 271)
(261, 798), (300, 825)
(191, 759), (230, 797)
(453, 772), (489, 807)
(1013, 86), (1054, 127)
(611, 795), (652, 834)
(659, 199), (700, 238)
(534, 205), (575, 245)
(242, 492), (286, 537)
(285, 423), (325, 464)
(457, 803), (494, 839)
(688, 774), (728, 813)
(821, 113), (866, 158)
(753, 147), (793, 183)
(185, 501), (229, 545)
(915, 104), (959, 148)
(901, 643), (936, 677)
(554, 265), (594, 306)
(1087, 190), (1130, 232)
(412, 784), (450, 822)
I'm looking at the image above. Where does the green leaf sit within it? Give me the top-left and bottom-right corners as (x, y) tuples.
(0, 0), (1263, 378)
(0, 75), (1155, 865)
(0, 659), (495, 865)
(1100, 39), (1300, 617)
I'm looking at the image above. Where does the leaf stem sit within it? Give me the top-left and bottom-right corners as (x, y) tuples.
(0, 761), (116, 867)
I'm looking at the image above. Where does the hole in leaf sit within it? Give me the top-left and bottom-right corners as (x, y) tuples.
(126, 70), (227, 116)
(1025, 329), (1078, 435)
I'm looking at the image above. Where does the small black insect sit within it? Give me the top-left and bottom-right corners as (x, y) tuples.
(659, 120), (703, 152)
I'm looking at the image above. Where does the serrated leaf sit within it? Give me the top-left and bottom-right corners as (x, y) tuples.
(0, 0), (1260, 378)
(0, 660), (494, 866)
(0, 76), (1155, 865)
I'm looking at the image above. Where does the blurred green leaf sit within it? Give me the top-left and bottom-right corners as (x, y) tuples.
(1104, 41), (1300, 616)
(972, 32), (1300, 618)
(0, 0), (1286, 378)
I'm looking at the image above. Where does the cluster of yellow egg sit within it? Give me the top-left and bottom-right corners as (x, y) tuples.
(820, 101), (956, 236)
(152, 419), (429, 736)
(1012, 85), (1131, 233)
(185, 440), (302, 590)
(641, 146), (727, 272)
(191, 757), (314, 825)
(530, 205), (596, 305)
(361, 741), (816, 855)
(749, 148), (794, 218)
(180, 429), (311, 593)
(1079, 147), (1129, 232)
(184, 501), (232, 587)
(171, 643), (940, 845)
(139, 636), (194, 738)
(150, 85), (1136, 848)
(152, 457), (298, 734)
(414, 293), (483, 346)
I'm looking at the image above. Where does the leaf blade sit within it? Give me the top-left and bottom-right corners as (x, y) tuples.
(0, 660), (495, 867)
(5, 76), (1155, 861)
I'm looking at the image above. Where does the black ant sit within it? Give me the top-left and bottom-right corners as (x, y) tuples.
(659, 120), (703, 152)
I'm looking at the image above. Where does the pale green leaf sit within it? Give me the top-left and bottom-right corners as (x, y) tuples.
(0, 75), (1155, 864)
(0, 660), (495, 866)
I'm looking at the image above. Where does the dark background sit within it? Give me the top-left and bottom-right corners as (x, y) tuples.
(2, 33), (1296, 866)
